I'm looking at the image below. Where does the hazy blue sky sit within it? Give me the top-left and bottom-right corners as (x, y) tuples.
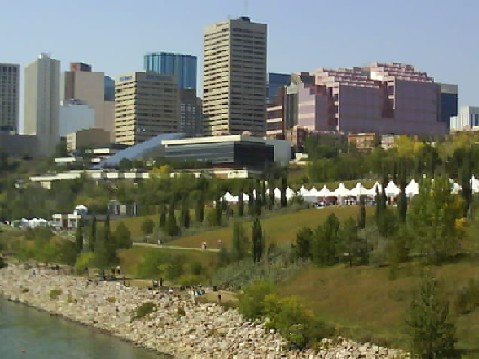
(1, 0), (477, 104)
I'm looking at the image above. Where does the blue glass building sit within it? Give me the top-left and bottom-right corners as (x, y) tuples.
(267, 73), (291, 104)
(104, 75), (115, 101)
(144, 52), (197, 90)
(439, 84), (458, 129)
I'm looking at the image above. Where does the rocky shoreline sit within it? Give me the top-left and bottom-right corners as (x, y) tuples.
(0, 265), (408, 358)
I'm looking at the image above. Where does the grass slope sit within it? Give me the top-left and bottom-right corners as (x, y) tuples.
(170, 206), (368, 250)
(280, 261), (479, 352)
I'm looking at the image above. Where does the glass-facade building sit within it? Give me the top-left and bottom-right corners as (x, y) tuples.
(104, 75), (115, 101)
(143, 52), (197, 90)
(439, 84), (458, 129)
(267, 73), (291, 104)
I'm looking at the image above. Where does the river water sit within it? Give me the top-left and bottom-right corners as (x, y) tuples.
(0, 298), (170, 359)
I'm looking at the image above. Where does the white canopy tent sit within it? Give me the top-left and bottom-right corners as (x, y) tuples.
(385, 180), (400, 197)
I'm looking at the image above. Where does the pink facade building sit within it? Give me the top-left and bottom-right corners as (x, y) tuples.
(296, 63), (447, 136)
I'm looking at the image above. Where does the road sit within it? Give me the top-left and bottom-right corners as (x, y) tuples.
(133, 242), (220, 253)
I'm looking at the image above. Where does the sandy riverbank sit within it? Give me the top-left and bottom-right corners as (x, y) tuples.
(0, 265), (408, 358)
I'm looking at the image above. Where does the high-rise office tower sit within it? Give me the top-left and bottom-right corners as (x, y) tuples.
(115, 72), (180, 146)
(61, 62), (115, 140)
(203, 17), (267, 136)
(0, 63), (20, 132)
(439, 83), (458, 129)
(144, 52), (197, 90)
(23, 53), (60, 156)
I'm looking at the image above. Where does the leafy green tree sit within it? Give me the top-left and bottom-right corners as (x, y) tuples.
(75, 220), (84, 254)
(237, 280), (277, 320)
(407, 276), (458, 359)
(180, 198), (191, 228)
(115, 221), (132, 249)
(268, 179), (275, 210)
(251, 217), (264, 263)
(312, 213), (340, 266)
(408, 177), (464, 264)
(141, 218), (154, 236)
(293, 227), (313, 260)
(231, 221), (248, 261)
(377, 209), (399, 238)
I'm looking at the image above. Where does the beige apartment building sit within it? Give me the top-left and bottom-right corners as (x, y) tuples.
(203, 17), (267, 136)
(23, 53), (60, 156)
(115, 72), (179, 146)
(62, 63), (115, 140)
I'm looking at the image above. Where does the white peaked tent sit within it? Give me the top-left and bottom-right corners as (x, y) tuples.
(405, 179), (419, 197)
(298, 185), (310, 197)
(302, 186), (320, 203)
(286, 187), (296, 199)
(350, 182), (366, 198)
(370, 181), (383, 196)
(451, 181), (462, 194)
(223, 192), (237, 203)
(385, 180), (400, 197)
(333, 183), (350, 198)
(274, 188), (282, 199)
(309, 186), (319, 197)
(318, 185), (332, 198)
(471, 175), (479, 193)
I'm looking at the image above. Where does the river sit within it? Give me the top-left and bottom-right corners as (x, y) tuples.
(0, 298), (170, 359)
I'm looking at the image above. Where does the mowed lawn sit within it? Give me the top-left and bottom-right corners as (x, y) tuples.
(170, 206), (370, 250)
(280, 260), (479, 351)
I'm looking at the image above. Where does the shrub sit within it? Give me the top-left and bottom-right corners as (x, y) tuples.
(132, 302), (156, 320)
(106, 296), (116, 303)
(49, 289), (62, 300)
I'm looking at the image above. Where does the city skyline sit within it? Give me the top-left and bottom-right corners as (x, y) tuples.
(1, 0), (477, 108)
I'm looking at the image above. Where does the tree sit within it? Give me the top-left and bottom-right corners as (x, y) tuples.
(268, 179), (275, 210)
(159, 204), (166, 228)
(312, 213), (340, 266)
(195, 195), (204, 223)
(293, 227), (313, 260)
(341, 217), (358, 267)
(406, 276), (458, 359)
(215, 196), (222, 226)
(75, 220), (84, 254)
(280, 173), (288, 208)
(141, 218), (154, 236)
(357, 196), (366, 229)
(238, 187), (244, 217)
(115, 221), (132, 249)
(408, 177), (464, 264)
(251, 217), (264, 263)
(89, 216), (97, 252)
(166, 202), (180, 236)
(231, 221), (248, 261)
(397, 157), (408, 223)
(237, 280), (277, 320)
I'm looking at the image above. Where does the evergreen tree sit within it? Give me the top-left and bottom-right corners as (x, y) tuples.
(231, 221), (248, 261)
(312, 213), (340, 266)
(238, 187), (244, 217)
(397, 157), (408, 223)
(261, 180), (267, 206)
(115, 221), (132, 249)
(215, 196), (222, 226)
(251, 217), (264, 263)
(167, 202), (180, 236)
(407, 276), (458, 359)
(195, 195), (204, 223)
(255, 180), (262, 216)
(180, 198), (190, 228)
(357, 196), (366, 229)
(159, 203), (166, 228)
(268, 179), (275, 210)
(280, 173), (288, 208)
(89, 216), (96, 252)
(248, 185), (255, 217)
(75, 220), (83, 254)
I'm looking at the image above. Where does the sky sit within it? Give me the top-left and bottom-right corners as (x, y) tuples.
(1, 0), (478, 106)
